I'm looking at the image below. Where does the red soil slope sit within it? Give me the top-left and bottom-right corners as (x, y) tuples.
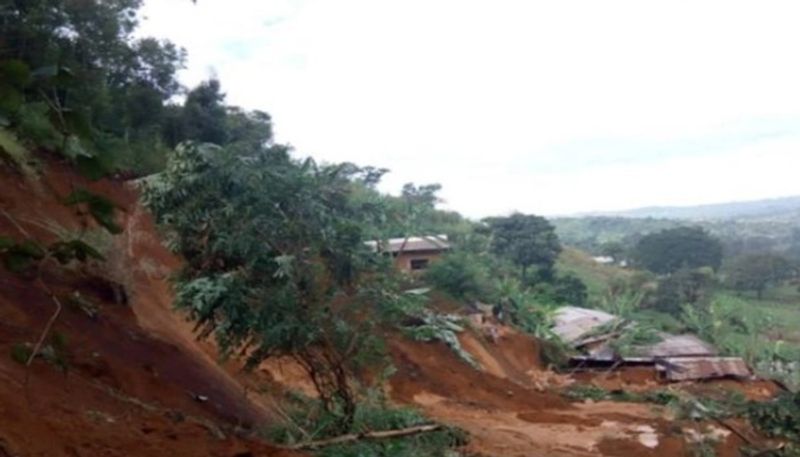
(387, 325), (760, 457)
(0, 160), (298, 456)
(0, 158), (775, 457)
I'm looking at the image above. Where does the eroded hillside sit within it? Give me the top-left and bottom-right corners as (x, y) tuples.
(0, 161), (790, 457)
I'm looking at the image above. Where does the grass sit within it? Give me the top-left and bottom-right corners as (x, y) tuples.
(556, 247), (635, 299)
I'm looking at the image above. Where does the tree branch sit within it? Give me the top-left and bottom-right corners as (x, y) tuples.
(287, 424), (442, 450)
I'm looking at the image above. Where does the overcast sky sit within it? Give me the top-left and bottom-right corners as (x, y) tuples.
(138, 0), (800, 218)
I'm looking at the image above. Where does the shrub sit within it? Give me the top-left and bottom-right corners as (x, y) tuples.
(423, 251), (495, 302)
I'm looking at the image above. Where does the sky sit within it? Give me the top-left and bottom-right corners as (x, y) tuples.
(138, 0), (800, 218)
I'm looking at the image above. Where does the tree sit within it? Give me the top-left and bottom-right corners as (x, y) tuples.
(552, 274), (588, 306)
(179, 79), (229, 145)
(143, 142), (402, 429)
(633, 226), (723, 274)
(651, 266), (716, 314)
(599, 241), (626, 263)
(423, 251), (494, 302)
(485, 213), (561, 281)
(726, 253), (794, 299)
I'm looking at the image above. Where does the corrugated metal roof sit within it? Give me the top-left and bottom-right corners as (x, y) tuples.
(656, 357), (752, 381)
(639, 334), (716, 358)
(552, 306), (617, 343)
(365, 235), (450, 253)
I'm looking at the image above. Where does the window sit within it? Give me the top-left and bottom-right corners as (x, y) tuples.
(410, 258), (429, 270)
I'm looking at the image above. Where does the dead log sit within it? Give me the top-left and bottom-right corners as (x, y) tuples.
(288, 424), (442, 450)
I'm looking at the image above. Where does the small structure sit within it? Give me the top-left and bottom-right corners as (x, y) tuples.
(365, 235), (450, 272)
(552, 306), (753, 381)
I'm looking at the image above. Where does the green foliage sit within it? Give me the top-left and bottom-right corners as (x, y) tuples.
(652, 267), (716, 314)
(264, 393), (465, 457)
(551, 273), (588, 306)
(143, 142), (401, 426)
(1, 0), (185, 176)
(608, 323), (663, 357)
(745, 392), (800, 456)
(423, 251), (495, 302)
(561, 384), (680, 405)
(0, 237), (46, 273)
(485, 213), (562, 280)
(49, 240), (105, 264)
(634, 226), (723, 274)
(598, 289), (646, 319)
(64, 188), (122, 234)
(725, 253), (794, 299)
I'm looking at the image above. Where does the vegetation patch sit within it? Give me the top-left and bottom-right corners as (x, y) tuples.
(264, 393), (466, 456)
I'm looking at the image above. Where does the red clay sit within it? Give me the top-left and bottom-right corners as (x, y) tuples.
(0, 160), (300, 456)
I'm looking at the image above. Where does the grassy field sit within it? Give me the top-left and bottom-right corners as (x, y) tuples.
(556, 246), (635, 299)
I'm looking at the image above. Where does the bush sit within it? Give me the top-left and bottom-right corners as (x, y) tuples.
(551, 273), (588, 306)
(423, 251), (495, 302)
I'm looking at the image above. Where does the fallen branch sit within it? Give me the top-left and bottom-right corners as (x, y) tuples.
(288, 424), (442, 450)
(26, 280), (63, 368)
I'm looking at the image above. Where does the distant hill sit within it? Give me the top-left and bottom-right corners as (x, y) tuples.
(552, 196), (800, 256)
(579, 195), (800, 221)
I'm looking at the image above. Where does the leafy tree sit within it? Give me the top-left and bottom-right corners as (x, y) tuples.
(551, 273), (588, 306)
(599, 241), (626, 263)
(726, 253), (794, 299)
(142, 141), (407, 429)
(633, 226), (723, 274)
(484, 213), (561, 281)
(178, 79), (229, 145)
(423, 251), (494, 302)
(651, 266), (716, 314)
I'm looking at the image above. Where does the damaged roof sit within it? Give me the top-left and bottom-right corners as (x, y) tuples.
(552, 306), (616, 344)
(552, 306), (752, 381)
(656, 357), (752, 381)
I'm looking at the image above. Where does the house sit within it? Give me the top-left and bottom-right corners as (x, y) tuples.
(365, 235), (450, 272)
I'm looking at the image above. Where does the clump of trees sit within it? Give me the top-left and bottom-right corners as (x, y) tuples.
(725, 253), (794, 299)
(633, 226), (723, 274)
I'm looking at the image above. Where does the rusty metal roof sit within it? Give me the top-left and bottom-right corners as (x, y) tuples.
(365, 235), (450, 253)
(656, 357), (752, 381)
(552, 306), (617, 343)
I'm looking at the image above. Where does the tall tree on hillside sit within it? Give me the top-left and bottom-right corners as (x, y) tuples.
(726, 253), (794, 299)
(633, 226), (723, 274)
(180, 79), (229, 145)
(485, 213), (561, 281)
(142, 142), (404, 429)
